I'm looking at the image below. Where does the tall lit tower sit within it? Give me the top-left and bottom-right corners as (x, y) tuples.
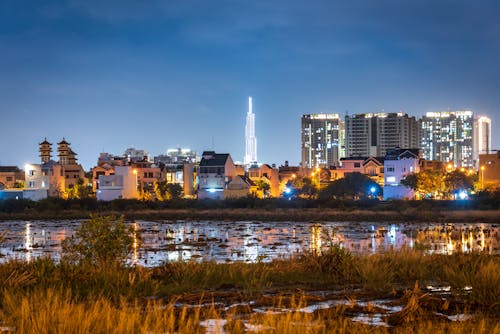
(244, 96), (257, 166)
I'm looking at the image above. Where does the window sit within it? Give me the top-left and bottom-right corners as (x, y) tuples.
(28, 181), (35, 188)
(6, 176), (12, 182)
(354, 163), (361, 168)
(29, 170), (35, 176)
(386, 166), (395, 173)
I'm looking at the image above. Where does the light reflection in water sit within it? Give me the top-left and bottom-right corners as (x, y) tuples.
(132, 222), (138, 265)
(310, 225), (322, 254)
(0, 220), (497, 266)
(25, 223), (32, 263)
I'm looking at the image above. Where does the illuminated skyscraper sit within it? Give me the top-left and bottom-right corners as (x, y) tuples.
(345, 112), (419, 158)
(244, 96), (257, 166)
(473, 116), (492, 167)
(421, 110), (473, 167)
(301, 114), (344, 168)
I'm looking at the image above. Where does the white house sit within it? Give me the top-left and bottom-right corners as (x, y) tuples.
(383, 148), (420, 200)
(96, 166), (138, 201)
(23, 163), (49, 201)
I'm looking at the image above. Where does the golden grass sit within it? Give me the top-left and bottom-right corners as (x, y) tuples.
(0, 289), (498, 334)
(0, 250), (499, 333)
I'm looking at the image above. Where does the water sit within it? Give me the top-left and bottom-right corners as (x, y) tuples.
(0, 220), (497, 266)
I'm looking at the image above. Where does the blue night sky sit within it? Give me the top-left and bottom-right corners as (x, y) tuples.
(1, 0), (499, 170)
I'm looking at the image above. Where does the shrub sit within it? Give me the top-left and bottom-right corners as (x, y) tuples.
(62, 215), (142, 268)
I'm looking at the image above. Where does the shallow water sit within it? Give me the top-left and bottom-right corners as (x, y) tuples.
(0, 220), (497, 266)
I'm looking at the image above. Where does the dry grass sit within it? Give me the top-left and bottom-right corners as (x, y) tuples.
(0, 289), (498, 334)
(0, 249), (499, 332)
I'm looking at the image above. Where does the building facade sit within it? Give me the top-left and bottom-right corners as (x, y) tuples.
(421, 111), (474, 168)
(473, 116), (492, 168)
(0, 166), (24, 189)
(198, 151), (239, 199)
(479, 152), (500, 190)
(345, 112), (419, 158)
(301, 113), (344, 168)
(383, 148), (420, 200)
(96, 166), (138, 201)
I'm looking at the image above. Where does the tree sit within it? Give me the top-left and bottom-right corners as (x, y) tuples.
(300, 177), (318, 199)
(401, 170), (446, 199)
(62, 215), (142, 267)
(13, 181), (25, 189)
(319, 172), (379, 200)
(65, 178), (93, 199)
(444, 170), (477, 197)
(254, 179), (271, 198)
(154, 181), (183, 200)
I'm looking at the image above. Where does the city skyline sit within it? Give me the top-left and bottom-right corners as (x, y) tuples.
(1, 1), (500, 169)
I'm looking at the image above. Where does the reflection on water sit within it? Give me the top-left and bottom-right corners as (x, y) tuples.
(0, 220), (498, 266)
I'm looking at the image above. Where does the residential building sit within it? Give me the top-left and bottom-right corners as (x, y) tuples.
(338, 156), (385, 185)
(473, 116), (492, 168)
(24, 163), (49, 200)
(479, 151), (500, 190)
(129, 160), (162, 195)
(197, 151), (240, 199)
(96, 166), (138, 201)
(154, 148), (197, 165)
(421, 110), (473, 168)
(419, 159), (445, 172)
(301, 113), (344, 168)
(383, 148), (420, 200)
(0, 166), (24, 189)
(124, 147), (150, 163)
(345, 112), (419, 158)
(97, 152), (127, 167)
(226, 175), (257, 198)
(248, 164), (280, 197)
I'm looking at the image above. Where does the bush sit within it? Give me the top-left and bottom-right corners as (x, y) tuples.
(62, 215), (142, 268)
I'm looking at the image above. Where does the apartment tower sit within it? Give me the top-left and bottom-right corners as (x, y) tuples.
(345, 112), (420, 158)
(301, 113), (344, 168)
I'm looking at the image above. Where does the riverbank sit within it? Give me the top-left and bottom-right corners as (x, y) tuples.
(1, 207), (499, 223)
(0, 250), (498, 333)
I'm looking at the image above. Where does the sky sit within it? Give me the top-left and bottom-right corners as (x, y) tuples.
(1, 0), (499, 170)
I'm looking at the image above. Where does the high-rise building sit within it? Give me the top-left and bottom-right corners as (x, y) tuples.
(244, 96), (257, 166)
(421, 110), (473, 167)
(473, 116), (492, 167)
(345, 112), (419, 158)
(301, 113), (344, 168)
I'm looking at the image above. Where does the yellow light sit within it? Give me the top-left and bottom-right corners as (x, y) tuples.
(481, 166), (485, 171)
(133, 169), (137, 175)
(292, 173), (296, 179)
